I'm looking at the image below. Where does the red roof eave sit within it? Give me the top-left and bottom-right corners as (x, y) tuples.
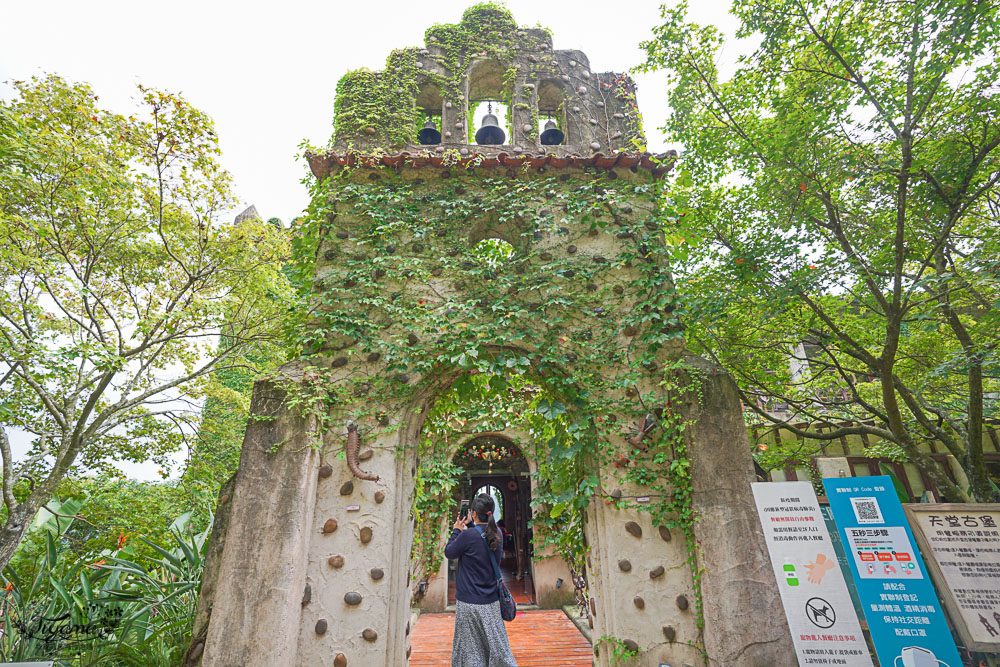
(305, 150), (676, 182)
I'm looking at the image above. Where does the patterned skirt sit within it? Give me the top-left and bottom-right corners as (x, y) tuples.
(451, 600), (518, 667)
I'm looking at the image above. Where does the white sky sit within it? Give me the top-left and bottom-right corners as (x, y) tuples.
(0, 0), (746, 480)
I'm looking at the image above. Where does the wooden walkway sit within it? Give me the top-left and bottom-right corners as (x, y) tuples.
(410, 609), (593, 666)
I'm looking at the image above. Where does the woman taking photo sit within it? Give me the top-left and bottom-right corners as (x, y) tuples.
(445, 493), (517, 666)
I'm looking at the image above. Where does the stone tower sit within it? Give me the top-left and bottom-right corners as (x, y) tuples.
(185, 6), (793, 666)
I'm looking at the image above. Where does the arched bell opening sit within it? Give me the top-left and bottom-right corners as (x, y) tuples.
(415, 82), (444, 145)
(537, 80), (568, 146)
(467, 59), (511, 145)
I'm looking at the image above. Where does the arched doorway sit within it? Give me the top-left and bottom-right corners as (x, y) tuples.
(448, 435), (534, 605)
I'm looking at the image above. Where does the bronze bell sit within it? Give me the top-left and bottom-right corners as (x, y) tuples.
(540, 119), (564, 146)
(475, 111), (505, 145)
(417, 118), (441, 145)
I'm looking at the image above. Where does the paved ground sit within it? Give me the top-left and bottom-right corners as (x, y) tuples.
(410, 609), (593, 666)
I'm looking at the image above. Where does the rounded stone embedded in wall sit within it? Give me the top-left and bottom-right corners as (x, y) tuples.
(659, 526), (672, 542)
(328, 554), (345, 568)
(374, 490), (386, 504)
(407, 333), (419, 346)
(344, 591), (362, 606)
(676, 594), (690, 611)
(370, 567), (385, 581)
(340, 481), (354, 496)
(366, 352), (381, 363)
(360, 526), (373, 544)
(618, 559), (631, 572)
(315, 618), (328, 635)
(663, 624), (676, 641)
(623, 639), (639, 652)
(610, 488), (622, 499)
(623, 324), (638, 337)
(358, 449), (373, 461)
(649, 566), (665, 579)
(633, 595), (645, 610)
(318, 465), (333, 479)
(334, 654), (347, 667)
(566, 245), (577, 254)
(362, 628), (378, 642)
(323, 518), (338, 534)
(331, 356), (348, 368)
(624, 521), (642, 538)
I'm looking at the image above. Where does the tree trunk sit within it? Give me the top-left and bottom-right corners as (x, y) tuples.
(0, 501), (40, 571)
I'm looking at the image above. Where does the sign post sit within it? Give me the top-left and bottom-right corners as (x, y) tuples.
(823, 476), (961, 667)
(903, 503), (1000, 652)
(752, 481), (873, 666)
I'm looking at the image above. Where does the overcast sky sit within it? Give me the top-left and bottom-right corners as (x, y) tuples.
(1, 0), (745, 225)
(0, 0), (745, 480)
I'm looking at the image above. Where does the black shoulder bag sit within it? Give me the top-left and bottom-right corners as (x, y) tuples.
(479, 528), (516, 621)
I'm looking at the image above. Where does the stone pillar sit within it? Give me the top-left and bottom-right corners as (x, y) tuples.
(685, 355), (795, 665)
(202, 381), (318, 666)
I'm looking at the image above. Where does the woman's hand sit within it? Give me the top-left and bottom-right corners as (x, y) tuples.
(453, 512), (470, 531)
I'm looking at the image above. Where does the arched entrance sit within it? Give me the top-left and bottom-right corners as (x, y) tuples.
(449, 435), (534, 605)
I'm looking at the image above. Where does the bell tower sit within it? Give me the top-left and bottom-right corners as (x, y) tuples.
(186, 6), (793, 667)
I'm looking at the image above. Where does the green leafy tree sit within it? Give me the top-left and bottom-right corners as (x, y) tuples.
(0, 75), (290, 569)
(641, 0), (999, 501)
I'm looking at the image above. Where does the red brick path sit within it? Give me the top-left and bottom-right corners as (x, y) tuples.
(410, 609), (593, 666)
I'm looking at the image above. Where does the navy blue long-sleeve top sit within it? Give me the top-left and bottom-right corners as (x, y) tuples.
(445, 525), (503, 604)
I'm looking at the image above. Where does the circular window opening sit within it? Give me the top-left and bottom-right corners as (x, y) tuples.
(472, 238), (514, 269)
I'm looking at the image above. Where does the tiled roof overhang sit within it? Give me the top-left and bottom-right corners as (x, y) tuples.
(306, 150), (676, 181)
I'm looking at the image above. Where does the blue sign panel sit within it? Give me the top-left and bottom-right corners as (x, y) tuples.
(823, 476), (961, 667)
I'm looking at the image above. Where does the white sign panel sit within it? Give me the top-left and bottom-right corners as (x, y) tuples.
(753, 481), (873, 666)
(904, 503), (1000, 652)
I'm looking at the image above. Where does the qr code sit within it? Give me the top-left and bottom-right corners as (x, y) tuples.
(851, 497), (883, 524)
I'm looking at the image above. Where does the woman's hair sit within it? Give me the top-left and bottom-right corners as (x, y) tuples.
(472, 493), (501, 552)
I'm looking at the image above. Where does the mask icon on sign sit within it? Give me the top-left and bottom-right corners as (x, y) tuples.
(893, 647), (951, 667)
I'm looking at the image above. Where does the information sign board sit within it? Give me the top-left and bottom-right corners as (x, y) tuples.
(823, 476), (961, 667)
(903, 503), (1000, 652)
(752, 481), (873, 666)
